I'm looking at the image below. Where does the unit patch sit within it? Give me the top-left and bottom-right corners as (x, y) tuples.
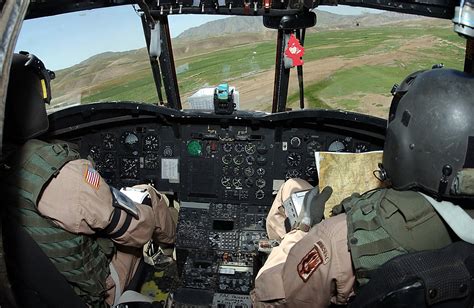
(84, 165), (100, 189)
(315, 240), (330, 264)
(297, 246), (322, 282)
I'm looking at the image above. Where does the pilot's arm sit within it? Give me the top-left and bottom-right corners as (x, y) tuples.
(36, 159), (175, 247)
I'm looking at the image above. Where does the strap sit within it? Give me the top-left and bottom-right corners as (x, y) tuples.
(351, 237), (399, 256)
(108, 214), (132, 239)
(101, 208), (122, 235)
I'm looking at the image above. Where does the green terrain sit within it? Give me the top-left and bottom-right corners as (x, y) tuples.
(50, 15), (465, 117)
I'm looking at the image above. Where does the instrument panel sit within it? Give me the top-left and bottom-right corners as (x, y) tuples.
(73, 121), (382, 204)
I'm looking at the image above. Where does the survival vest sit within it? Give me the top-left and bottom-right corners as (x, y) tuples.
(2, 139), (114, 307)
(338, 188), (453, 288)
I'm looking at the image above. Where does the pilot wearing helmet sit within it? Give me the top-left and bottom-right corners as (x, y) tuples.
(0, 52), (176, 306)
(252, 67), (474, 307)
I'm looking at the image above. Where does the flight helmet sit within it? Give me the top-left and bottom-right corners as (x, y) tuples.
(382, 68), (474, 199)
(4, 52), (55, 143)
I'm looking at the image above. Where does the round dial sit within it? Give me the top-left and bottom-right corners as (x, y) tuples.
(256, 167), (266, 177)
(233, 166), (241, 176)
(256, 143), (268, 154)
(307, 140), (322, 156)
(233, 155), (245, 165)
(222, 154), (232, 165)
(121, 158), (139, 178)
(245, 178), (254, 187)
(287, 152), (302, 167)
(245, 143), (256, 155)
(234, 143), (244, 153)
(103, 153), (116, 169)
(222, 165), (231, 175)
(232, 178), (243, 189)
(328, 140), (347, 152)
(163, 146), (173, 157)
(256, 178), (266, 188)
(256, 155), (267, 166)
(89, 145), (101, 161)
(290, 136), (302, 148)
(121, 131), (139, 150)
(144, 135), (159, 151)
(223, 143), (233, 153)
(246, 155), (255, 165)
(244, 166), (255, 177)
(144, 153), (160, 169)
(255, 190), (265, 200)
(305, 162), (317, 178)
(285, 169), (301, 180)
(187, 140), (202, 157)
(103, 133), (116, 150)
(221, 176), (231, 187)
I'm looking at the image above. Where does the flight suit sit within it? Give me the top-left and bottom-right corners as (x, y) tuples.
(253, 179), (454, 307)
(252, 179), (355, 307)
(37, 159), (176, 305)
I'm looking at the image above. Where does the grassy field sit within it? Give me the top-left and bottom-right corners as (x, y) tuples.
(52, 19), (466, 117)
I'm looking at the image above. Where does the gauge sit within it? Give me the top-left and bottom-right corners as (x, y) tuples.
(233, 155), (244, 165)
(120, 158), (139, 178)
(233, 166), (241, 176)
(103, 153), (116, 169)
(355, 143), (369, 153)
(246, 155), (255, 165)
(89, 145), (101, 161)
(244, 166), (255, 177)
(285, 169), (301, 180)
(232, 178), (243, 189)
(256, 178), (266, 188)
(307, 140), (322, 156)
(328, 140), (347, 152)
(256, 155), (267, 166)
(222, 165), (231, 175)
(221, 176), (231, 188)
(103, 133), (116, 150)
(256, 167), (266, 177)
(163, 146), (173, 157)
(255, 190), (265, 200)
(290, 136), (302, 148)
(256, 143), (268, 154)
(245, 178), (254, 187)
(187, 140), (202, 157)
(234, 143), (244, 153)
(223, 143), (233, 153)
(222, 154), (232, 165)
(144, 153), (160, 169)
(287, 152), (302, 167)
(143, 135), (159, 151)
(305, 162), (317, 178)
(121, 131), (139, 150)
(245, 143), (256, 155)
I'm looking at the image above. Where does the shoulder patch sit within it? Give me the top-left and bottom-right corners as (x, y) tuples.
(315, 240), (330, 264)
(297, 246), (322, 282)
(84, 165), (101, 189)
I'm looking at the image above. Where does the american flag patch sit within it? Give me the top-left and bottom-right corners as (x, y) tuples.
(84, 165), (100, 189)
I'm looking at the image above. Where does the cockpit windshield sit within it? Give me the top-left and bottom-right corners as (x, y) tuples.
(16, 4), (465, 117)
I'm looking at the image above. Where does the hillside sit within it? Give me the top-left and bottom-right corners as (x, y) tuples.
(175, 11), (430, 40)
(49, 12), (460, 116)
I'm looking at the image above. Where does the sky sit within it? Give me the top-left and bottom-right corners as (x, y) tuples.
(15, 5), (382, 70)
